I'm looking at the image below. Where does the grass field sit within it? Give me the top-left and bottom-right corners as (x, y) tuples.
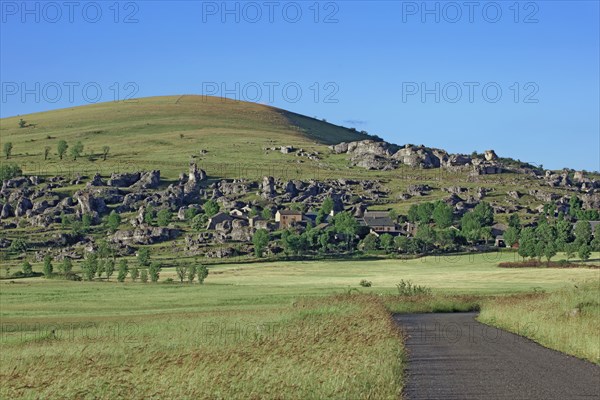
(1, 253), (599, 398)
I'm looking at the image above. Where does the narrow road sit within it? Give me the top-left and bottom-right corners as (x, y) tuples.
(394, 312), (600, 400)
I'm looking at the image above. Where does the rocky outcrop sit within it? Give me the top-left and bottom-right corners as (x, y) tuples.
(392, 145), (440, 168)
(261, 176), (275, 199)
(15, 197), (33, 217)
(112, 225), (180, 245)
(73, 190), (107, 217)
(183, 161), (207, 202)
(484, 150), (498, 161)
(132, 170), (160, 190)
(107, 172), (141, 187)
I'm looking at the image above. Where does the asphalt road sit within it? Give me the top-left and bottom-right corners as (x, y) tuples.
(394, 312), (600, 400)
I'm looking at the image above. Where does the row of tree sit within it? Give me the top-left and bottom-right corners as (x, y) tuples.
(3, 140), (110, 161)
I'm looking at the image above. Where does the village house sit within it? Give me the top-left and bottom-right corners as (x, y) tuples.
(275, 210), (304, 229)
(359, 210), (398, 234)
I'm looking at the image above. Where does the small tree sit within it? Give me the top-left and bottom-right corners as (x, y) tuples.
(203, 200), (219, 217)
(105, 259), (115, 281)
(130, 267), (139, 282)
(3, 142), (13, 159)
(176, 265), (188, 283)
(197, 265), (208, 284)
(19, 118), (27, 128)
(22, 261), (33, 276)
(137, 248), (150, 267)
(187, 265), (197, 283)
(191, 213), (209, 231)
(82, 253), (98, 281)
(578, 245), (591, 262)
(70, 141), (84, 160)
(321, 197), (334, 215)
(60, 258), (73, 274)
(107, 210), (121, 232)
(57, 140), (68, 160)
(252, 229), (269, 257)
(140, 269), (148, 283)
(117, 259), (129, 282)
(44, 146), (51, 160)
(102, 146), (110, 161)
(380, 234), (394, 253)
(157, 209), (172, 227)
(148, 262), (161, 282)
(544, 242), (557, 263)
(361, 233), (379, 251)
(184, 207), (198, 221)
(261, 208), (273, 220)
(144, 206), (155, 225)
(43, 255), (53, 278)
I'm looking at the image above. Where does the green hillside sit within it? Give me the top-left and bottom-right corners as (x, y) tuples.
(0, 95), (371, 180)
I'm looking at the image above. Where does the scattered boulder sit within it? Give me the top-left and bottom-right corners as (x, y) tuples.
(107, 172), (141, 187)
(484, 150), (498, 161)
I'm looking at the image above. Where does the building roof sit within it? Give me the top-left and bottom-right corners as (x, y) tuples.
(361, 215), (395, 227)
(277, 210), (303, 216)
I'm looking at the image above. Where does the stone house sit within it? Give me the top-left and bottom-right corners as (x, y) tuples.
(275, 210), (303, 229)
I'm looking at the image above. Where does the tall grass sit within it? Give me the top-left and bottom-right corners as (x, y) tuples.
(0, 283), (404, 399)
(478, 280), (600, 364)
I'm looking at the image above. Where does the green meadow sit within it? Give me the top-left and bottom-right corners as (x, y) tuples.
(1, 253), (598, 399)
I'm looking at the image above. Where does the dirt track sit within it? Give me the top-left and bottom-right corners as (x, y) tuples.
(394, 312), (600, 400)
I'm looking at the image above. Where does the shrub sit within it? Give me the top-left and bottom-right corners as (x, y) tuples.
(9, 238), (28, 254)
(359, 279), (372, 287)
(0, 163), (22, 181)
(396, 280), (432, 296)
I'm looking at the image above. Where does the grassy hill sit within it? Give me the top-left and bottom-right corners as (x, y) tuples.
(0, 95), (590, 220)
(1, 95), (372, 180)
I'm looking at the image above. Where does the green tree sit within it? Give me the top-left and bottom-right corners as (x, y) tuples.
(407, 204), (419, 224)
(117, 259), (129, 282)
(574, 221), (592, 246)
(0, 163), (22, 180)
(187, 265), (197, 283)
(148, 262), (161, 282)
(184, 207), (198, 221)
(102, 146), (110, 161)
(60, 258), (73, 274)
(22, 261), (33, 276)
(82, 214), (92, 232)
(591, 225), (600, 252)
(143, 205), (155, 225)
(361, 233), (379, 251)
(380, 233), (394, 253)
(140, 269), (149, 283)
(564, 242), (577, 261)
(157, 209), (172, 227)
(578, 244), (591, 261)
(197, 265), (208, 284)
(130, 267), (139, 282)
(544, 242), (557, 262)
(252, 229), (269, 257)
(137, 248), (150, 267)
(70, 141), (84, 160)
(261, 208), (273, 220)
(415, 225), (436, 250)
(44, 146), (51, 160)
(105, 259), (115, 280)
(3, 142), (13, 159)
(503, 227), (519, 247)
(9, 237), (28, 254)
(417, 202), (434, 225)
(394, 236), (410, 253)
(107, 211), (121, 232)
(57, 140), (68, 160)
(176, 265), (188, 283)
(332, 211), (358, 251)
(191, 213), (208, 231)
(555, 219), (573, 250)
(508, 214), (521, 230)
(432, 201), (453, 229)
(321, 197), (334, 215)
(461, 212), (483, 245)
(203, 200), (219, 217)
(43, 255), (53, 277)
(569, 195), (582, 217)
(518, 227), (537, 259)
(473, 202), (494, 226)
(82, 253), (98, 281)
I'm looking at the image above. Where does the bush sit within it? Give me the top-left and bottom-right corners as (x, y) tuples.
(359, 279), (372, 287)
(0, 163), (22, 181)
(396, 280), (432, 296)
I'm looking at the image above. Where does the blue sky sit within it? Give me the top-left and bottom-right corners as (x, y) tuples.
(1, 1), (598, 171)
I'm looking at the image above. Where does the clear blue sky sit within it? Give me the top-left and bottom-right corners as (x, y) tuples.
(1, 1), (598, 171)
